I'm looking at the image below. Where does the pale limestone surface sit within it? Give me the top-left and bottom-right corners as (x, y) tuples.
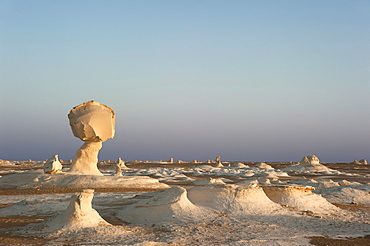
(68, 101), (115, 175)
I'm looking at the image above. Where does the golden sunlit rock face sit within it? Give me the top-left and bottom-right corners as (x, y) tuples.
(68, 100), (115, 142)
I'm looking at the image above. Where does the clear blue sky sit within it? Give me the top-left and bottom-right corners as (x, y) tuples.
(1, 0), (369, 162)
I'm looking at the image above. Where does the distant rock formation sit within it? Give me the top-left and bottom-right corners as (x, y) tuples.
(230, 162), (249, 168)
(68, 101), (115, 175)
(114, 157), (127, 176)
(254, 162), (274, 170)
(168, 158), (174, 163)
(43, 154), (62, 174)
(215, 156), (223, 167)
(282, 155), (332, 173)
(300, 155), (320, 165)
(192, 177), (226, 185)
(351, 160), (361, 164)
(359, 159), (368, 165)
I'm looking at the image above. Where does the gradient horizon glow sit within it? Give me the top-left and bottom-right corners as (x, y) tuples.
(1, 1), (369, 162)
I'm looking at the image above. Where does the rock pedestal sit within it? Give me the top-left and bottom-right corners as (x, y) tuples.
(70, 141), (103, 175)
(68, 101), (115, 175)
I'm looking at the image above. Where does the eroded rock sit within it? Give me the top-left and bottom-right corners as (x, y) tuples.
(43, 154), (62, 174)
(68, 101), (115, 175)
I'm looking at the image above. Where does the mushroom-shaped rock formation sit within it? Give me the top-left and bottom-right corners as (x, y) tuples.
(43, 154), (62, 174)
(45, 189), (110, 232)
(116, 186), (211, 224)
(68, 101), (115, 175)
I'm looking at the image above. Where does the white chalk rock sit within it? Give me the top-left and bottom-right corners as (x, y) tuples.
(282, 155), (332, 173)
(46, 189), (110, 232)
(192, 177), (226, 186)
(114, 157), (128, 176)
(68, 100), (115, 142)
(359, 159), (368, 165)
(68, 101), (115, 175)
(253, 162), (274, 170)
(263, 186), (340, 215)
(351, 160), (361, 164)
(43, 155), (62, 174)
(116, 186), (210, 224)
(300, 155), (320, 165)
(230, 162), (249, 168)
(187, 184), (283, 215)
(70, 141), (103, 175)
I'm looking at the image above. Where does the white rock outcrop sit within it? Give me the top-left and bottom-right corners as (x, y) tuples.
(114, 157), (128, 176)
(68, 101), (115, 175)
(43, 154), (63, 174)
(45, 189), (110, 232)
(116, 186), (210, 224)
(263, 186), (340, 215)
(359, 159), (368, 165)
(187, 184), (283, 215)
(282, 155), (332, 173)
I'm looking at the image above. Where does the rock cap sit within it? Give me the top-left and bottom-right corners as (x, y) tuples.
(68, 100), (115, 142)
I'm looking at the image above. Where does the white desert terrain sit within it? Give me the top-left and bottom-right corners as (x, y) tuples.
(0, 156), (370, 245)
(1, 102), (369, 245)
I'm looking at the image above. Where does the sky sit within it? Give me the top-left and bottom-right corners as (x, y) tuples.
(1, 0), (369, 162)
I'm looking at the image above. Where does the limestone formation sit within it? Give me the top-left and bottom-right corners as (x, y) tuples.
(282, 155), (332, 173)
(216, 161), (224, 168)
(117, 186), (210, 224)
(351, 160), (361, 164)
(168, 158), (174, 163)
(43, 154), (63, 174)
(114, 157), (127, 176)
(214, 156), (223, 167)
(359, 159), (368, 165)
(47, 189), (110, 231)
(68, 100), (115, 175)
(300, 155), (320, 165)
